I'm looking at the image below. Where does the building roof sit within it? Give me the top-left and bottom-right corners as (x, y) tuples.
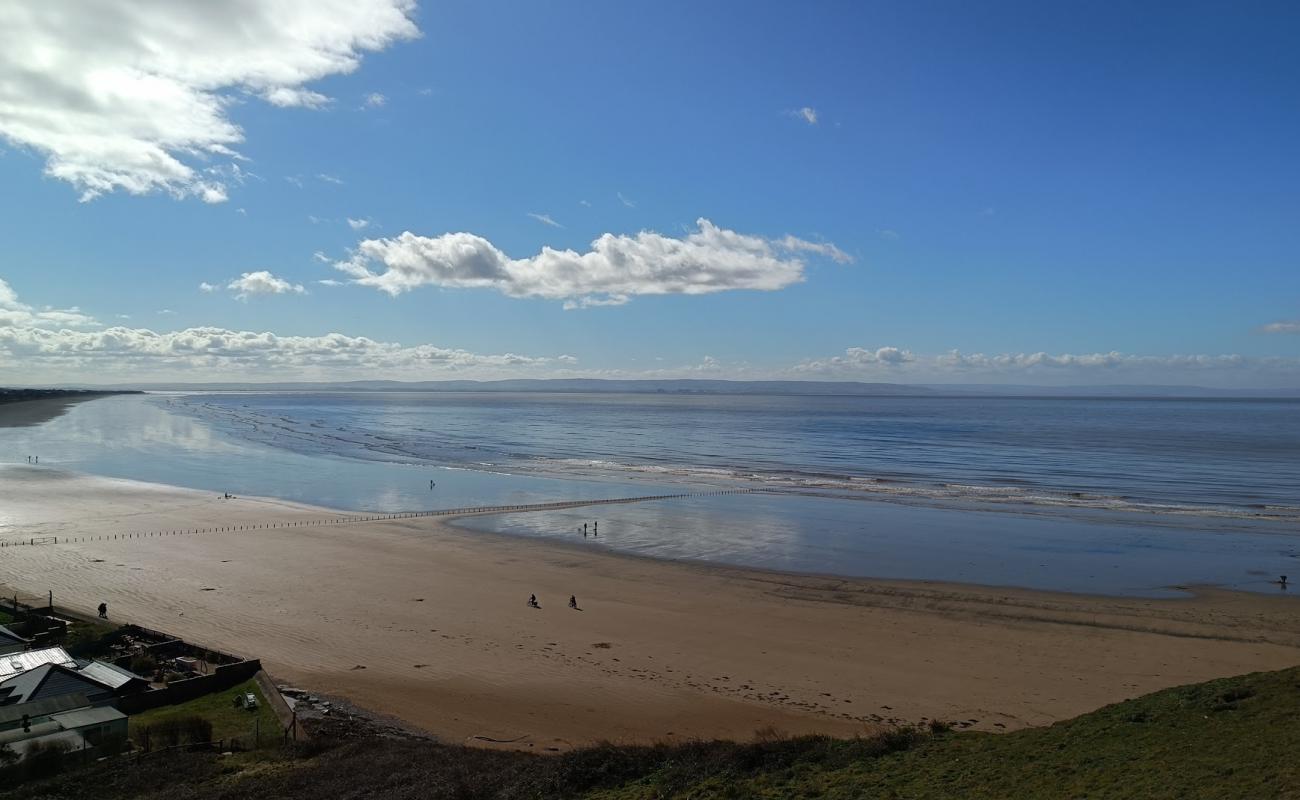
(0, 646), (75, 681)
(0, 624), (28, 646)
(0, 663), (114, 706)
(49, 705), (126, 729)
(76, 660), (146, 690)
(0, 693), (90, 728)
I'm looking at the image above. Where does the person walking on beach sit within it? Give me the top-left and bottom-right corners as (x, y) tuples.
(430, 480), (436, 490)
(528, 594), (539, 608)
(97, 602), (107, 619)
(1282, 575), (1289, 589)
(593, 520), (598, 537)
(569, 595), (578, 609)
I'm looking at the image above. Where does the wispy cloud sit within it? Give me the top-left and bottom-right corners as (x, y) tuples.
(335, 218), (852, 308)
(617, 191), (636, 208)
(1261, 320), (1300, 334)
(877, 229), (900, 241)
(527, 212), (563, 228)
(0, 1), (418, 202)
(786, 106), (818, 125)
(578, 200), (592, 207)
(363, 92), (387, 108)
(317, 174), (345, 186)
(347, 217), (371, 230)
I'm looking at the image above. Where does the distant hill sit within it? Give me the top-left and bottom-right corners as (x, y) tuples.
(56, 378), (1300, 398)
(79, 379), (943, 396)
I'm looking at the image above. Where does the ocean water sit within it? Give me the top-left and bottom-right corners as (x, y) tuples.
(2, 391), (1298, 596)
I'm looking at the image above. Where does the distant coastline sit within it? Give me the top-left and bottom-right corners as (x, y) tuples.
(50, 378), (1300, 399)
(0, 388), (140, 428)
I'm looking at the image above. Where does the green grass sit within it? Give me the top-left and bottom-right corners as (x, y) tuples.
(589, 667), (1300, 800)
(5, 667), (1300, 799)
(0, 609), (14, 626)
(130, 679), (281, 750)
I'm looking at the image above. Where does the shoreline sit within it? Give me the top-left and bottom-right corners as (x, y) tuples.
(2, 467), (1298, 749)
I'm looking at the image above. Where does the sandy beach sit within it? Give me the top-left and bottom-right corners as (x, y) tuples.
(2, 466), (1299, 751)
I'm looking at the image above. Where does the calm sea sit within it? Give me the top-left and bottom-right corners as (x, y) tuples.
(3, 392), (1298, 596)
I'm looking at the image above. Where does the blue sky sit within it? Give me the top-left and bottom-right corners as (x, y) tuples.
(1, 1), (1298, 386)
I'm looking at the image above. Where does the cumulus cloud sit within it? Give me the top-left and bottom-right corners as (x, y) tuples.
(1261, 320), (1300, 334)
(335, 218), (853, 307)
(0, 278), (98, 329)
(0, 1), (418, 202)
(527, 212), (563, 228)
(0, 324), (568, 382)
(225, 271), (306, 300)
(199, 282), (218, 292)
(347, 217), (371, 230)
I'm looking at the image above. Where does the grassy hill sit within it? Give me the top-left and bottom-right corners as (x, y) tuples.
(5, 666), (1298, 799)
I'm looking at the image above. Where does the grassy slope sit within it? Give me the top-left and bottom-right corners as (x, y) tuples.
(594, 667), (1300, 800)
(5, 667), (1299, 799)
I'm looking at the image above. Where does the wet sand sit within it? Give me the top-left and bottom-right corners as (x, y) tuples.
(2, 466), (1299, 750)
(0, 397), (89, 428)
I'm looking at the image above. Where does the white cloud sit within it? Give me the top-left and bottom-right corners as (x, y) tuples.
(363, 92), (387, 108)
(225, 271), (306, 300)
(527, 212), (563, 228)
(0, 324), (569, 382)
(317, 174), (345, 185)
(158, 309), (176, 315)
(285, 175), (305, 188)
(347, 217), (371, 230)
(1261, 320), (1300, 334)
(199, 282), (218, 292)
(312, 251), (331, 263)
(792, 346), (1300, 387)
(617, 192), (636, 208)
(336, 218), (853, 307)
(578, 200), (592, 207)
(877, 229), (900, 241)
(0, 278), (98, 329)
(787, 107), (818, 125)
(0, 1), (418, 202)
(264, 87), (332, 109)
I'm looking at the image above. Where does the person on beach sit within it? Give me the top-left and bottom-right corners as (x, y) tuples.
(569, 595), (578, 609)
(528, 594), (539, 608)
(97, 602), (107, 618)
(1282, 575), (1289, 589)
(430, 480), (436, 490)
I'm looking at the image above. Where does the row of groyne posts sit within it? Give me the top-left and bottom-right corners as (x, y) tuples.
(0, 488), (755, 547)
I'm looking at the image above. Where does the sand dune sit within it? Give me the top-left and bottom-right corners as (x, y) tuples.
(2, 466), (1298, 750)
